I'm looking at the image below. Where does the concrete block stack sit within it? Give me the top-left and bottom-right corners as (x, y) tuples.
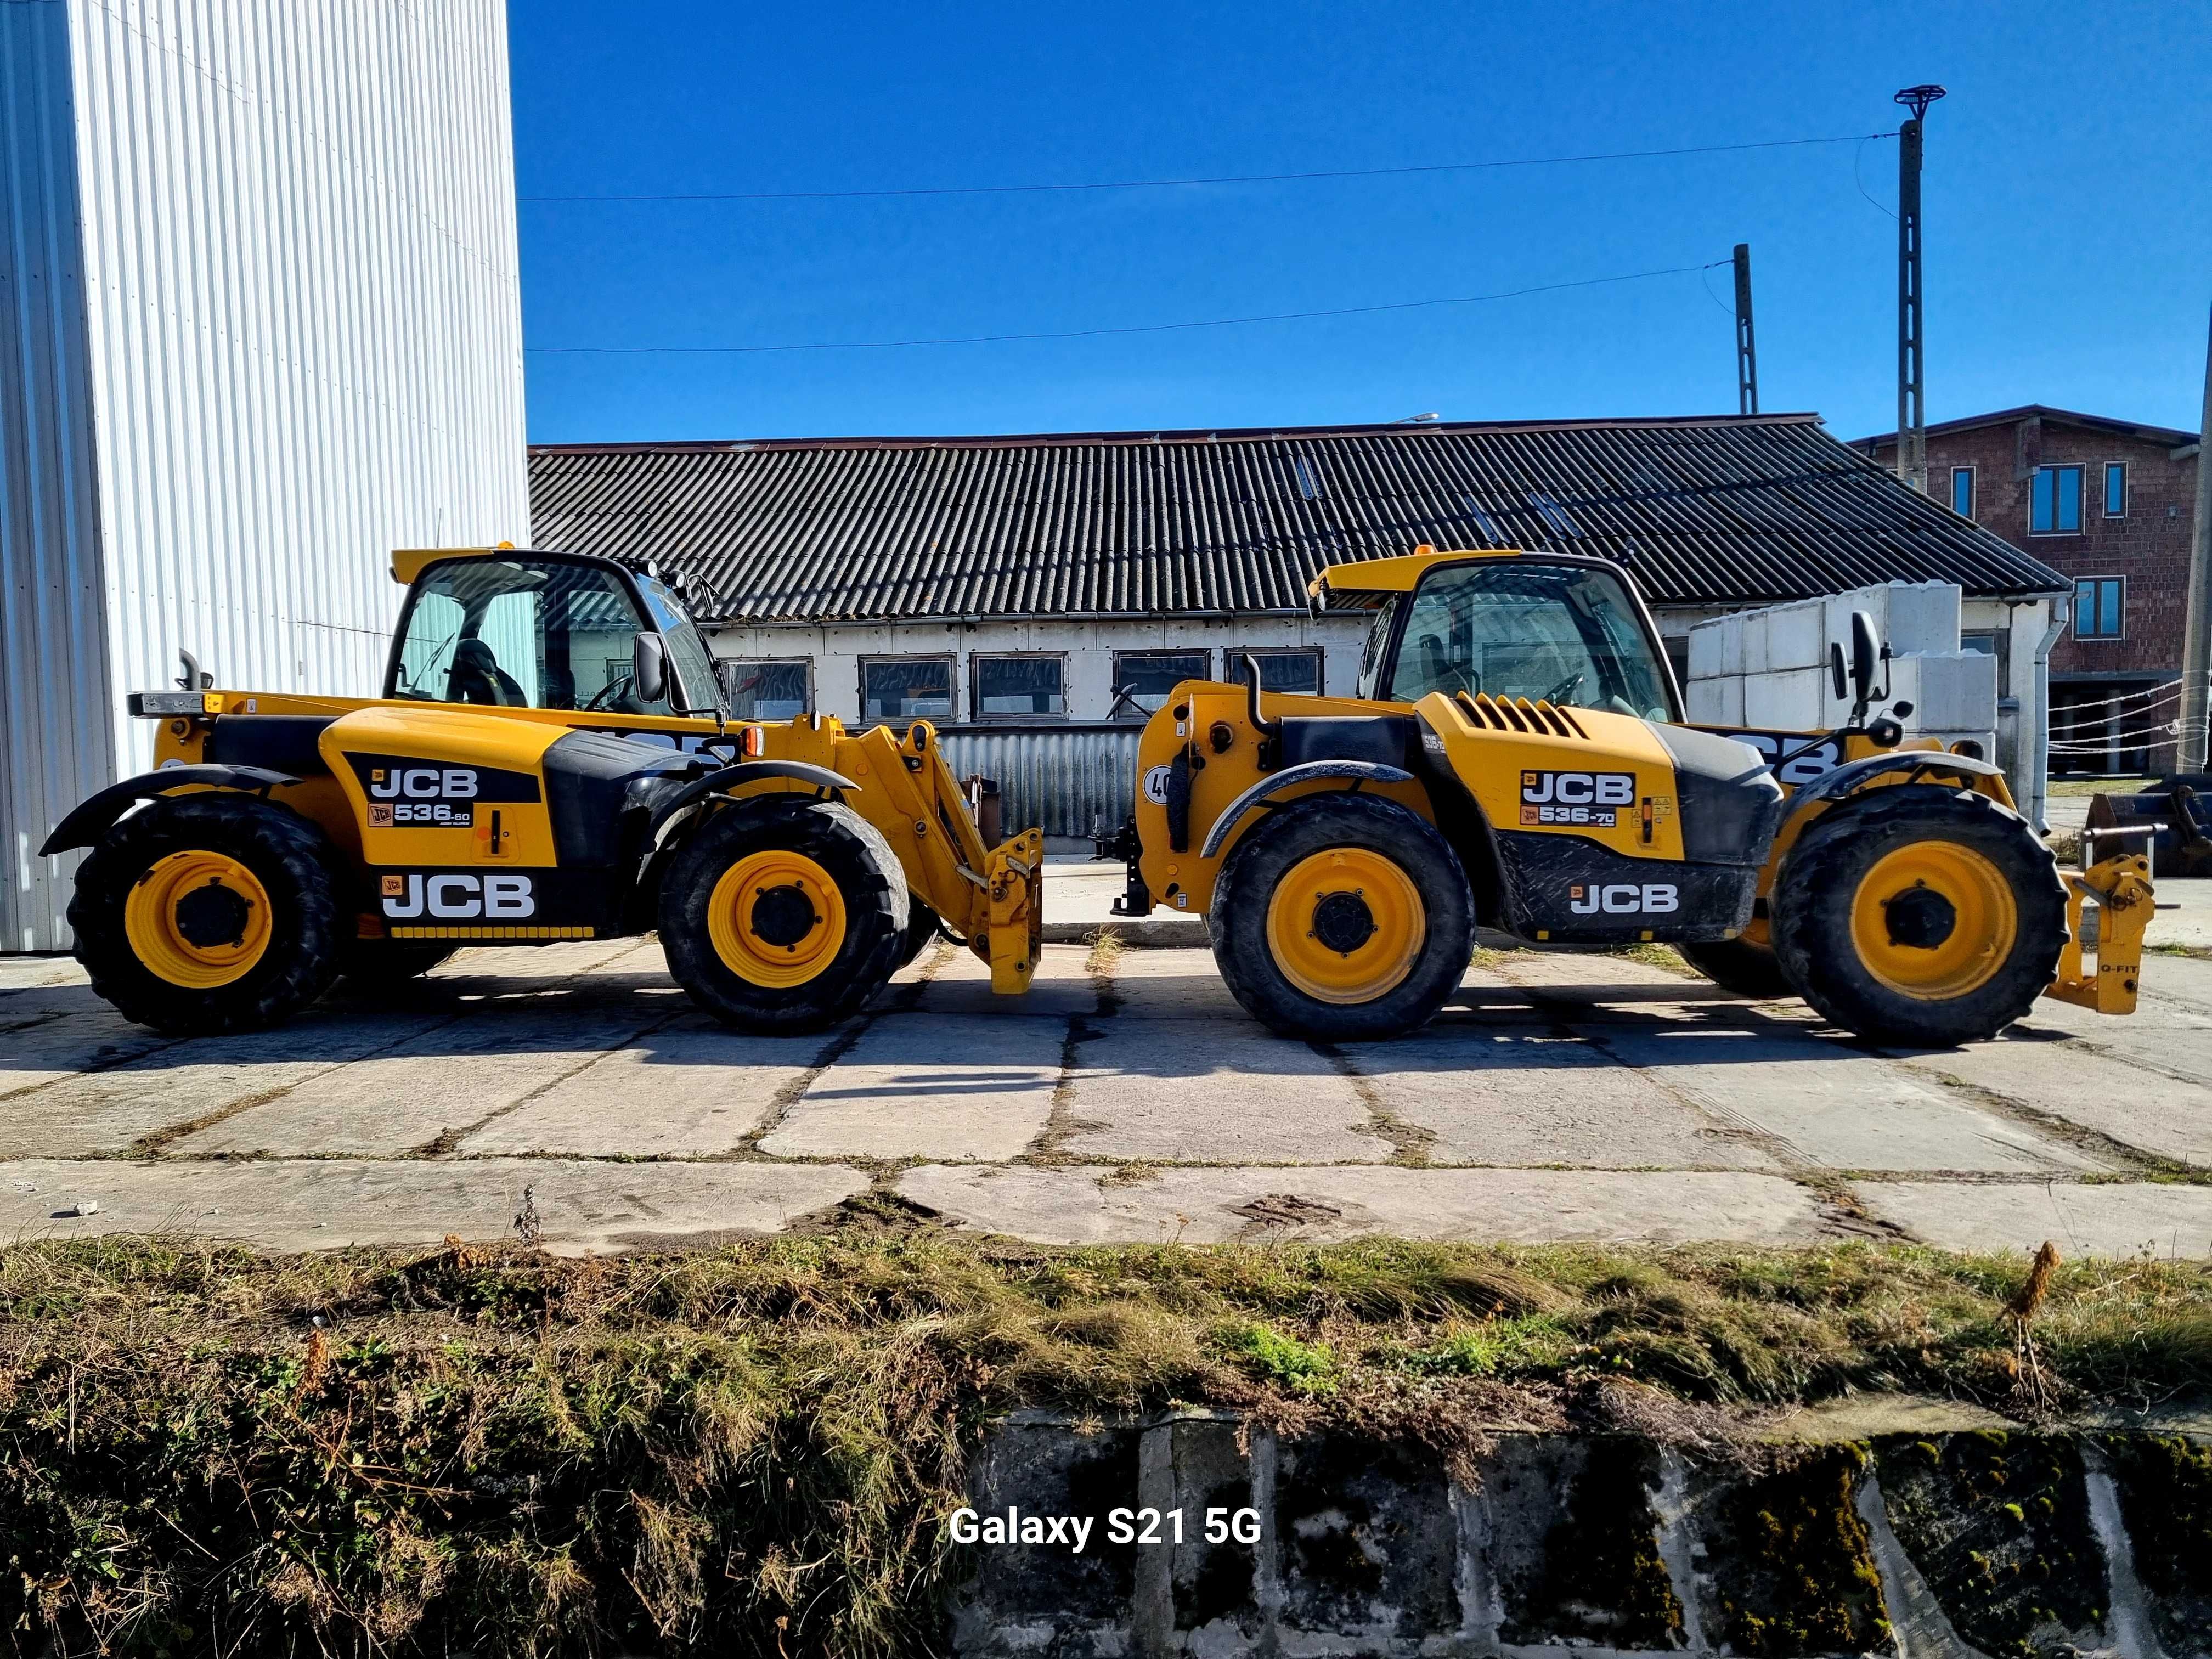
(1686, 583), (1996, 756)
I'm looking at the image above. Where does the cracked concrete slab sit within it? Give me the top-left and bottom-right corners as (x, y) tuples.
(1889, 1031), (2212, 1168)
(0, 1156), (866, 1254)
(896, 1163), (1837, 1246)
(758, 1013), (1061, 1160)
(1856, 1178), (2212, 1259)
(1058, 1023), (1381, 1164)
(900, 943), (1103, 1019)
(170, 1006), (678, 1157)
(459, 1015), (833, 1156)
(1585, 1021), (2107, 1173)
(1339, 1026), (1785, 1170)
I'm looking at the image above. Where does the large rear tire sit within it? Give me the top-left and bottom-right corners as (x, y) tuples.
(1209, 792), (1474, 1041)
(1770, 785), (2067, 1047)
(659, 798), (909, 1032)
(69, 793), (345, 1034)
(1678, 935), (1793, 999)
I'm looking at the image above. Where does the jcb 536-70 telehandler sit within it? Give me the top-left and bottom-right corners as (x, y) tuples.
(44, 543), (2148, 1048)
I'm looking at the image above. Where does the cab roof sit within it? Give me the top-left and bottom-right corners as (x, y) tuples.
(389, 545), (523, 585)
(1307, 545), (1527, 603)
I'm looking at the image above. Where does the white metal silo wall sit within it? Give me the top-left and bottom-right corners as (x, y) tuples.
(0, 0), (117, 953)
(64, 0), (528, 766)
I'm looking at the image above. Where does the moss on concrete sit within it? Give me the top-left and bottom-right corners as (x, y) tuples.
(2100, 1433), (2212, 1652)
(1874, 1432), (2109, 1656)
(1706, 1444), (1888, 1656)
(1510, 1440), (1684, 1649)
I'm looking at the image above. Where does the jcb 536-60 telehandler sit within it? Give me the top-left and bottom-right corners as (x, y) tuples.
(44, 543), (2148, 1048)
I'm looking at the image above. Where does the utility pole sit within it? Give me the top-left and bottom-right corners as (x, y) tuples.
(2179, 300), (2212, 772)
(1733, 243), (1758, 415)
(1894, 84), (1945, 492)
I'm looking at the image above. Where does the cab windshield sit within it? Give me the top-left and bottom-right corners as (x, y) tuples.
(387, 557), (707, 716)
(1378, 562), (1676, 721)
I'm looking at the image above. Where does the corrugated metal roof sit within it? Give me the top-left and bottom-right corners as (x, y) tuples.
(528, 415), (2073, 625)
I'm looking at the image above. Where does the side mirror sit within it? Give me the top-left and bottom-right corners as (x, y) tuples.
(1849, 611), (1881, 704)
(633, 633), (668, 705)
(1828, 641), (1848, 703)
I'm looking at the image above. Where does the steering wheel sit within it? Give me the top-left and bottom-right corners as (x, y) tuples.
(585, 673), (636, 713)
(1543, 669), (1586, 706)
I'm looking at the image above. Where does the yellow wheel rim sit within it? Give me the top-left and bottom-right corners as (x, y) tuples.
(1265, 847), (1426, 1005)
(707, 850), (848, 988)
(1849, 840), (2018, 1000)
(123, 850), (273, 989)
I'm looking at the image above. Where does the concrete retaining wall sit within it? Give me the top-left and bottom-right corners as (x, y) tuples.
(952, 1412), (2210, 1656)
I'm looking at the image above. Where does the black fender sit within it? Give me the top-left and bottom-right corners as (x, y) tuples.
(1778, 749), (2013, 837)
(645, 760), (861, 843)
(40, 764), (300, 856)
(1199, 759), (1415, 860)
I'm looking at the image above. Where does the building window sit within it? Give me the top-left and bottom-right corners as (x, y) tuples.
(1245, 648), (1323, 695)
(2073, 577), (2124, 640)
(971, 654), (1066, 718)
(1110, 650), (1210, 718)
(860, 656), (954, 723)
(2104, 461), (2128, 518)
(1950, 466), (1974, 518)
(722, 659), (811, 720)
(2031, 464), (2084, 534)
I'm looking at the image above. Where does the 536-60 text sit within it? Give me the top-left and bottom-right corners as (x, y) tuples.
(948, 1505), (1262, 1554)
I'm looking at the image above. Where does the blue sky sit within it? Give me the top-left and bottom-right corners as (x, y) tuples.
(511, 2), (2210, 445)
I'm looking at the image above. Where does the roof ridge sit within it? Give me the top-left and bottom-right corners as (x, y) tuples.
(529, 412), (1827, 455)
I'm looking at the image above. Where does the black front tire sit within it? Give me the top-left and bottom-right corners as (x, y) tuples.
(1770, 785), (2067, 1047)
(1679, 936), (1794, 999)
(658, 798), (909, 1032)
(1210, 792), (1474, 1041)
(69, 793), (345, 1035)
(893, 899), (941, 971)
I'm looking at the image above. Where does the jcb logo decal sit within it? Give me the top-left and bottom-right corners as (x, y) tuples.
(368, 768), (479, 801)
(1568, 883), (1678, 916)
(1522, 770), (1634, 806)
(380, 872), (535, 919)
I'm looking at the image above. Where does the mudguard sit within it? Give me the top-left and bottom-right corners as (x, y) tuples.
(645, 760), (861, 841)
(39, 765), (300, 856)
(1775, 748), (2010, 833)
(1198, 760), (1415, 860)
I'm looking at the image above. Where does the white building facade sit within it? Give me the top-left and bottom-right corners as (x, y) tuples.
(2, 0), (529, 950)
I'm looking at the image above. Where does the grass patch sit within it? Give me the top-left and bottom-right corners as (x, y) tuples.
(1, 1235), (2207, 1656)
(1606, 942), (1696, 978)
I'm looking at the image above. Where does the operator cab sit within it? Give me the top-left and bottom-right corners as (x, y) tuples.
(1323, 547), (1682, 724)
(384, 548), (726, 721)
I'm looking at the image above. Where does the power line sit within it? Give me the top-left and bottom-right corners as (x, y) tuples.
(526, 261), (1724, 356)
(524, 131), (1898, 205)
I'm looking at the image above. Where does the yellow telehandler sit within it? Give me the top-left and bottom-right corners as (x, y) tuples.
(43, 544), (2147, 1047)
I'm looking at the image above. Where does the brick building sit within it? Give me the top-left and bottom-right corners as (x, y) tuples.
(1859, 407), (2201, 774)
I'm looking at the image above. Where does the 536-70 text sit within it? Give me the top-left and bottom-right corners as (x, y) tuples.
(947, 1505), (1263, 1554)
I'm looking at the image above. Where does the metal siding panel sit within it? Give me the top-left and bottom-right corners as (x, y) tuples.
(936, 725), (1140, 840)
(1, 0), (116, 952)
(2, 0), (526, 950)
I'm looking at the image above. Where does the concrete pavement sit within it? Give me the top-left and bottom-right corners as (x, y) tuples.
(7, 922), (2212, 1258)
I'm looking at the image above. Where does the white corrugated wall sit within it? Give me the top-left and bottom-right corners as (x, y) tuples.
(1, 0), (117, 955)
(1, 0), (528, 951)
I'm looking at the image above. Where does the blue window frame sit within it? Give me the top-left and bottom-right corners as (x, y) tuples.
(1950, 466), (1974, 518)
(2073, 577), (2124, 640)
(2104, 461), (2128, 518)
(2032, 464), (2084, 534)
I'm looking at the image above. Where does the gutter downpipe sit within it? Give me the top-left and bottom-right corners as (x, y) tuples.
(2027, 603), (2066, 835)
